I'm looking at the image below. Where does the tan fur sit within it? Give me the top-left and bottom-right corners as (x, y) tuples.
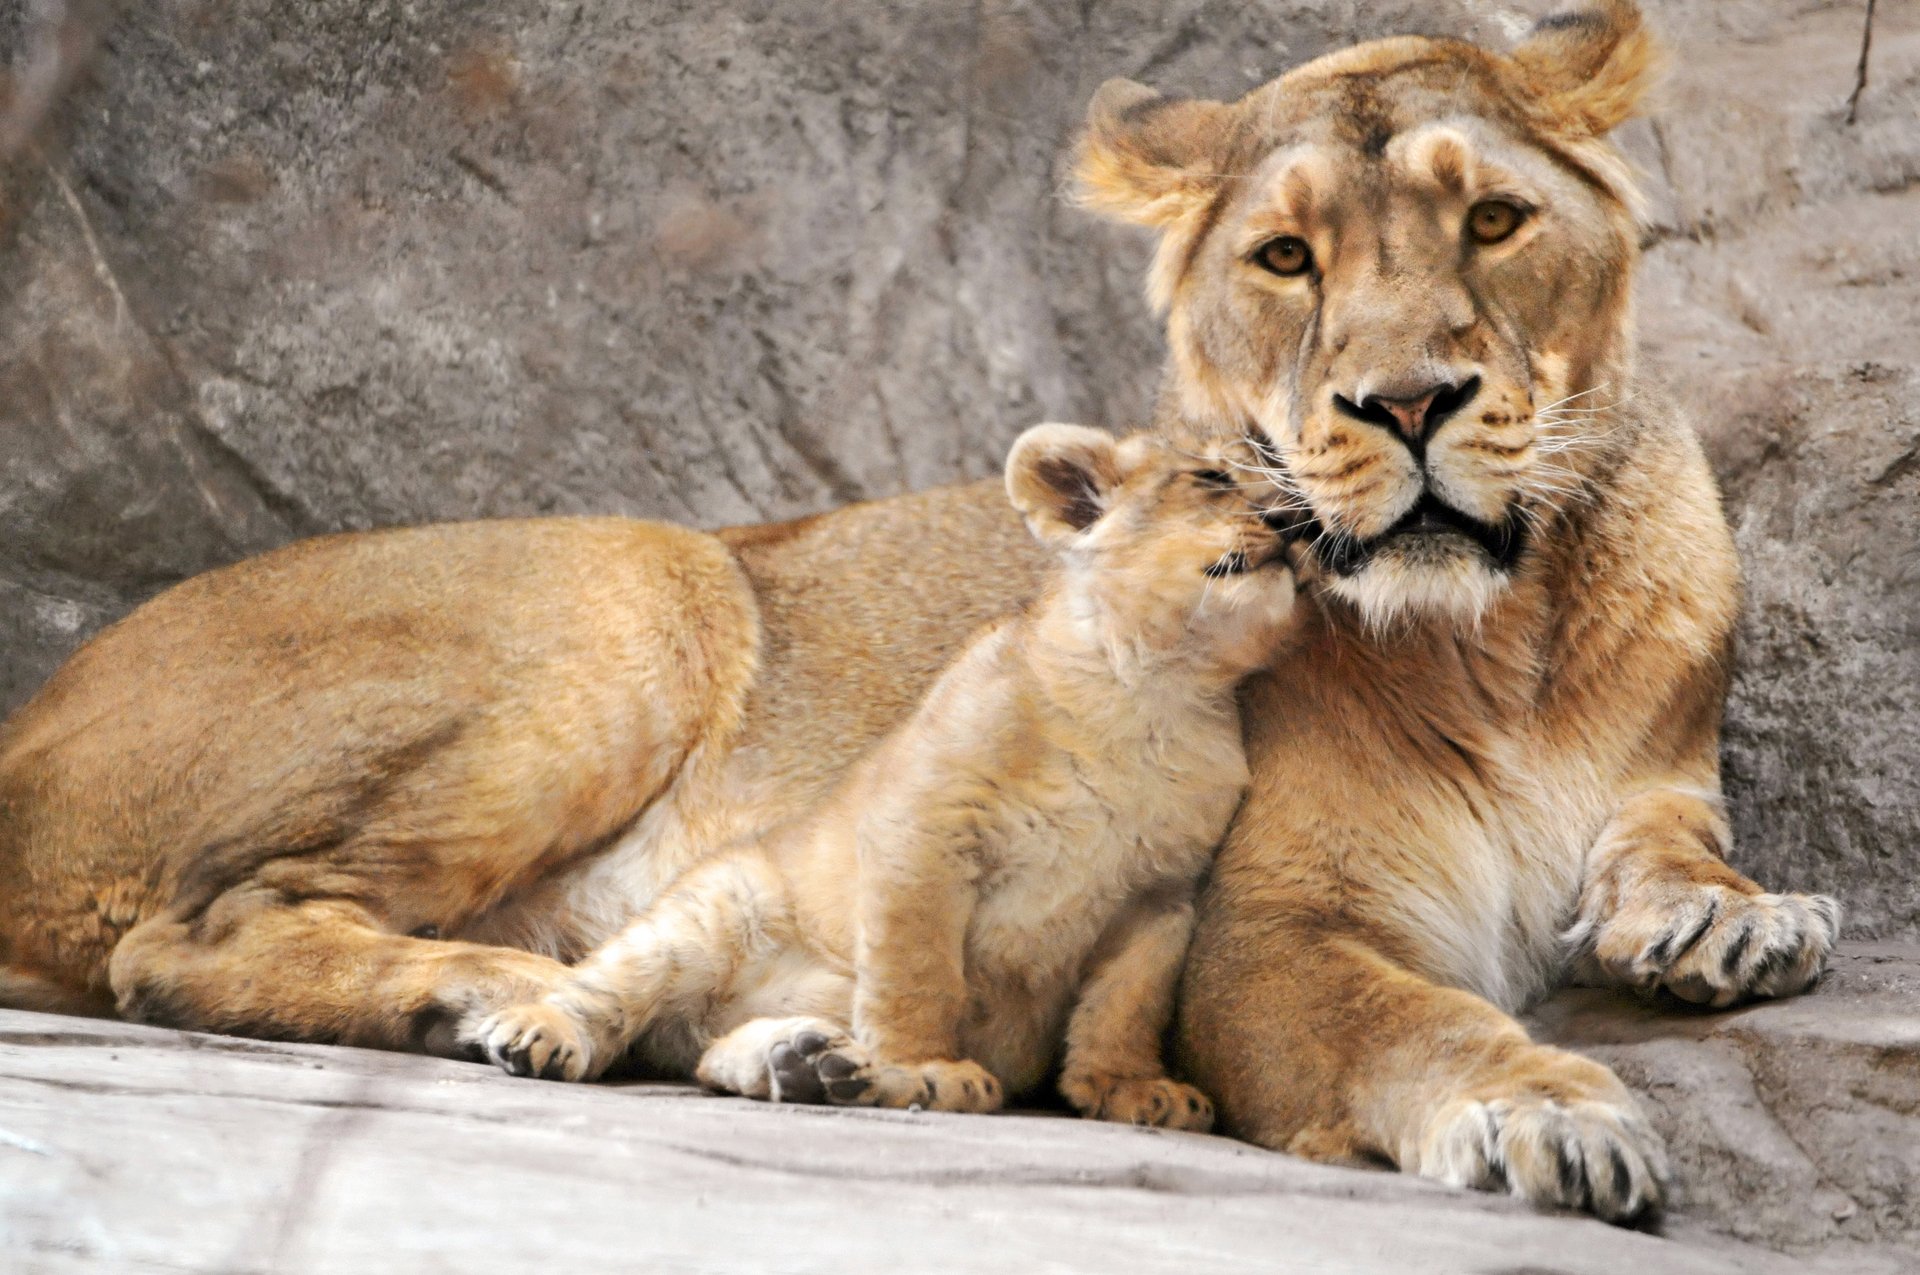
(474, 428), (1293, 1130)
(0, 0), (1835, 1225)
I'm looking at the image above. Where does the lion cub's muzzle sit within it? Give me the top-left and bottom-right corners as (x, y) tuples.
(1203, 537), (1289, 578)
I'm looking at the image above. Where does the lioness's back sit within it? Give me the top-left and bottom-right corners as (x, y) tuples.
(0, 516), (756, 1001)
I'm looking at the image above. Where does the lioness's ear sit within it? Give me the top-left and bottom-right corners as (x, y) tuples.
(1006, 423), (1123, 546)
(1074, 78), (1231, 230)
(1512, 0), (1664, 136)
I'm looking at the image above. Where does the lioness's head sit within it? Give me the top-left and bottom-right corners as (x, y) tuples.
(1075, 0), (1660, 626)
(1007, 423), (1294, 671)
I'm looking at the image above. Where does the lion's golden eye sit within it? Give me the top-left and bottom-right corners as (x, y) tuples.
(1467, 199), (1527, 245)
(1253, 236), (1314, 277)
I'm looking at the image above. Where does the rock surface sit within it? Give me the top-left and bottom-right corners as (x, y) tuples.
(2, 1), (1913, 935)
(3, 944), (1914, 1274)
(1530, 942), (1920, 1273)
(1628, 0), (1920, 941)
(1, 4), (1914, 928)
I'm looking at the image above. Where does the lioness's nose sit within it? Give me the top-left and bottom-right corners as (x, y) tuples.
(1337, 377), (1481, 448)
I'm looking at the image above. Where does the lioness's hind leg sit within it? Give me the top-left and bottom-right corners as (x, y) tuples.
(109, 897), (570, 1056)
(481, 852), (801, 1083)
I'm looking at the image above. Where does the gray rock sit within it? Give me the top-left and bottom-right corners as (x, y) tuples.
(6, 3), (1910, 929)
(1624, 0), (1920, 937)
(1531, 943), (1920, 1273)
(5, 945), (1914, 1273)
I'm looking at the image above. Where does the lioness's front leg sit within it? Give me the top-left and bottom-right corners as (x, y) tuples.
(1179, 918), (1668, 1223)
(1059, 888), (1213, 1131)
(1570, 785), (1839, 1008)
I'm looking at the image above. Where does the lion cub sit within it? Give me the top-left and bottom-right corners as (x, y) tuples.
(478, 423), (1296, 1128)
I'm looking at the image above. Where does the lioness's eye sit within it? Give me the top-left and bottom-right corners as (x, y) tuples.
(1192, 469), (1234, 487)
(1253, 236), (1314, 277)
(1467, 199), (1527, 245)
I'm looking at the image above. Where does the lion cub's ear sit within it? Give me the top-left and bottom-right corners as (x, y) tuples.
(1074, 79), (1231, 230)
(1006, 423), (1124, 547)
(1511, 0), (1664, 136)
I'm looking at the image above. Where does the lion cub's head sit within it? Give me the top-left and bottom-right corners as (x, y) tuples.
(1075, 1), (1662, 626)
(1006, 423), (1295, 672)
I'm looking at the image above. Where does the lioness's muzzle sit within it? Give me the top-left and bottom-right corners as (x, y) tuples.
(1310, 490), (1525, 577)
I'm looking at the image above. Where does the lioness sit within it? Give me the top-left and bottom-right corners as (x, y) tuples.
(0, 0), (1837, 1223)
(475, 425), (1292, 1131)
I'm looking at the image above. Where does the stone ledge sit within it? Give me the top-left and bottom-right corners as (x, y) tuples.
(8, 945), (1917, 1273)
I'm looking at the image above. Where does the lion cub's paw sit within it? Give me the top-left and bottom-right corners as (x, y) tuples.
(878, 1058), (1004, 1113)
(826, 1050), (1004, 1113)
(1586, 885), (1840, 1009)
(1061, 1072), (1214, 1132)
(693, 1019), (1002, 1112)
(1415, 1052), (1668, 1224)
(477, 1001), (598, 1082)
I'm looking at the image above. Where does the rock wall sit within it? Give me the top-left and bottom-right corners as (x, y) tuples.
(1, 2), (1914, 930)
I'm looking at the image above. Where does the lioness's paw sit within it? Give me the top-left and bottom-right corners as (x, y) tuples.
(1061, 1072), (1214, 1132)
(1586, 885), (1840, 1009)
(1414, 1053), (1668, 1224)
(477, 1002), (596, 1082)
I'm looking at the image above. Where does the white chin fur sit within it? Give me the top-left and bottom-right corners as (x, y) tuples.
(1326, 547), (1508, 630)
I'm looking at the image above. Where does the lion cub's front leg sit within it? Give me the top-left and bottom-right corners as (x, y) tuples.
(1571, 787), (1840, 1008)
(1058, 890), (1214, 1132)
(842, 817), (1006, 1115)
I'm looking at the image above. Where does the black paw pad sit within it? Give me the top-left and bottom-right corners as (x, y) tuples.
(826, 1077), (870, 1101)
(817, 1051), (859, 1082)
(768, 1042), (827, 1104)
(792, 1031), (833, 1058)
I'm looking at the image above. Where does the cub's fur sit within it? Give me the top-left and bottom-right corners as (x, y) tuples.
(475, 425), (1294, 1127)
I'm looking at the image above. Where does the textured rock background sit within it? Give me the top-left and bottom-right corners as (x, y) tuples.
(1, 2), (1914, 932)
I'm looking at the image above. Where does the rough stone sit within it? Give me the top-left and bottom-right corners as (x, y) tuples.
(1531, 942), (1920, 1274)
(4, 945), (1913, 1273)
(1, 3), (1912, 926)
(1625, 0), (1920, 941)
(3, 1), (1914, 936)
